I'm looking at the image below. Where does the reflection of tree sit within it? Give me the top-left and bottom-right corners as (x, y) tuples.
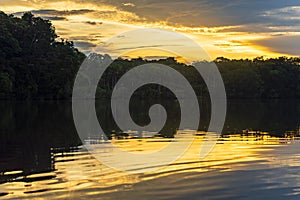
(0, 101), (81, 183)
(223, 100), (300, 136)
(0, 99), (299, 183)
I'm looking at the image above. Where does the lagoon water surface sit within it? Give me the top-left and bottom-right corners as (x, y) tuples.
(0, 100), (300, 199)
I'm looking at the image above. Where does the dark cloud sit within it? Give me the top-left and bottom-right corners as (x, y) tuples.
(254, 35), (300, 56)
(11, 1), (300, 32)
(43, 16), (67, 21)
(115, 44), (182, 51)
(89, 33), (104, 38)
(69, 36), (101, 42)
(217, 24), (300, 34)
(92, 0), (300, 28)
(29, 9), (94, 16)
(85, 21), (103, 25)
(12, 9), (94, 19)
(74, 42), (97, 51)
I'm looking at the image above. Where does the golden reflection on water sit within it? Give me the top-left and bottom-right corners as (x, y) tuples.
(0, 134), (298, 199)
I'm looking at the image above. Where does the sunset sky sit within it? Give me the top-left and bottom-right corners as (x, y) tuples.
(1, 0), (300, 60)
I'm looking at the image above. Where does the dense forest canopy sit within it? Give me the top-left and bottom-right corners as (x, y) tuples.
(0, 11), (300, 99)
(95, 55), (300, 99)
(0, 11), (85, 99)
(216, 56), (300, 99)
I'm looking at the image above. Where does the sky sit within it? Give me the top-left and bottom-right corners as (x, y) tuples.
(1, 0), (300, 60)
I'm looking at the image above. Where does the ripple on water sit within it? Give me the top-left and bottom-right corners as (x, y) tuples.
(1, 136), (300, 199)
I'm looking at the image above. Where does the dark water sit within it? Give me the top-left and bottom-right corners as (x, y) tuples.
(0, 100), (300, 199)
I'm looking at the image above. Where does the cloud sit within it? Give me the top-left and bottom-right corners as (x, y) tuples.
(43, 16), (67, 21)
(90, 9), (143, 23)
(34, 9), (94, 16)
(97, 0), (300, 28)
(13, 9), (94, 16)
(263, 6), (300, 21)
(11, 9), (94, 22)
(217, 24), (298, 33)
(254, 35), (300, 56)
(115, 44), (182, 51)
(69, 35), (101, 42)
(2, 0), (300, 58)
(122, 2), (136, 7)
(4, 0), (300, 28)
(74, 41), (96, 50)
(85, 21), (103, 25)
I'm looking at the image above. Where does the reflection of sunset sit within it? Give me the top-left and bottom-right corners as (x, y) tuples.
(110, 134), (285, 175)
(1, 134), (296, 199)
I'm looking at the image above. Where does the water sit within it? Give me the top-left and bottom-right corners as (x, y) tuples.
(0, 100), (300, 199)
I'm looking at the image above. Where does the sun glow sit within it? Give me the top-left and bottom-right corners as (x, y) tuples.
(0, 0), (298, 59)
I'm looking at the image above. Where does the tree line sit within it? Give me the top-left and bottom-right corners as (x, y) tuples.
(0, 11), (299, 99)
(98, 56), (300, 99)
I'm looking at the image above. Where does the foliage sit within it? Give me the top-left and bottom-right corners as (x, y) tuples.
(216, 57), (300, 98)
(98, 56), (300, 99)
(0, 11), (85, 99)
(0, 72), (12, 98)
(0, 11), (299, 99)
